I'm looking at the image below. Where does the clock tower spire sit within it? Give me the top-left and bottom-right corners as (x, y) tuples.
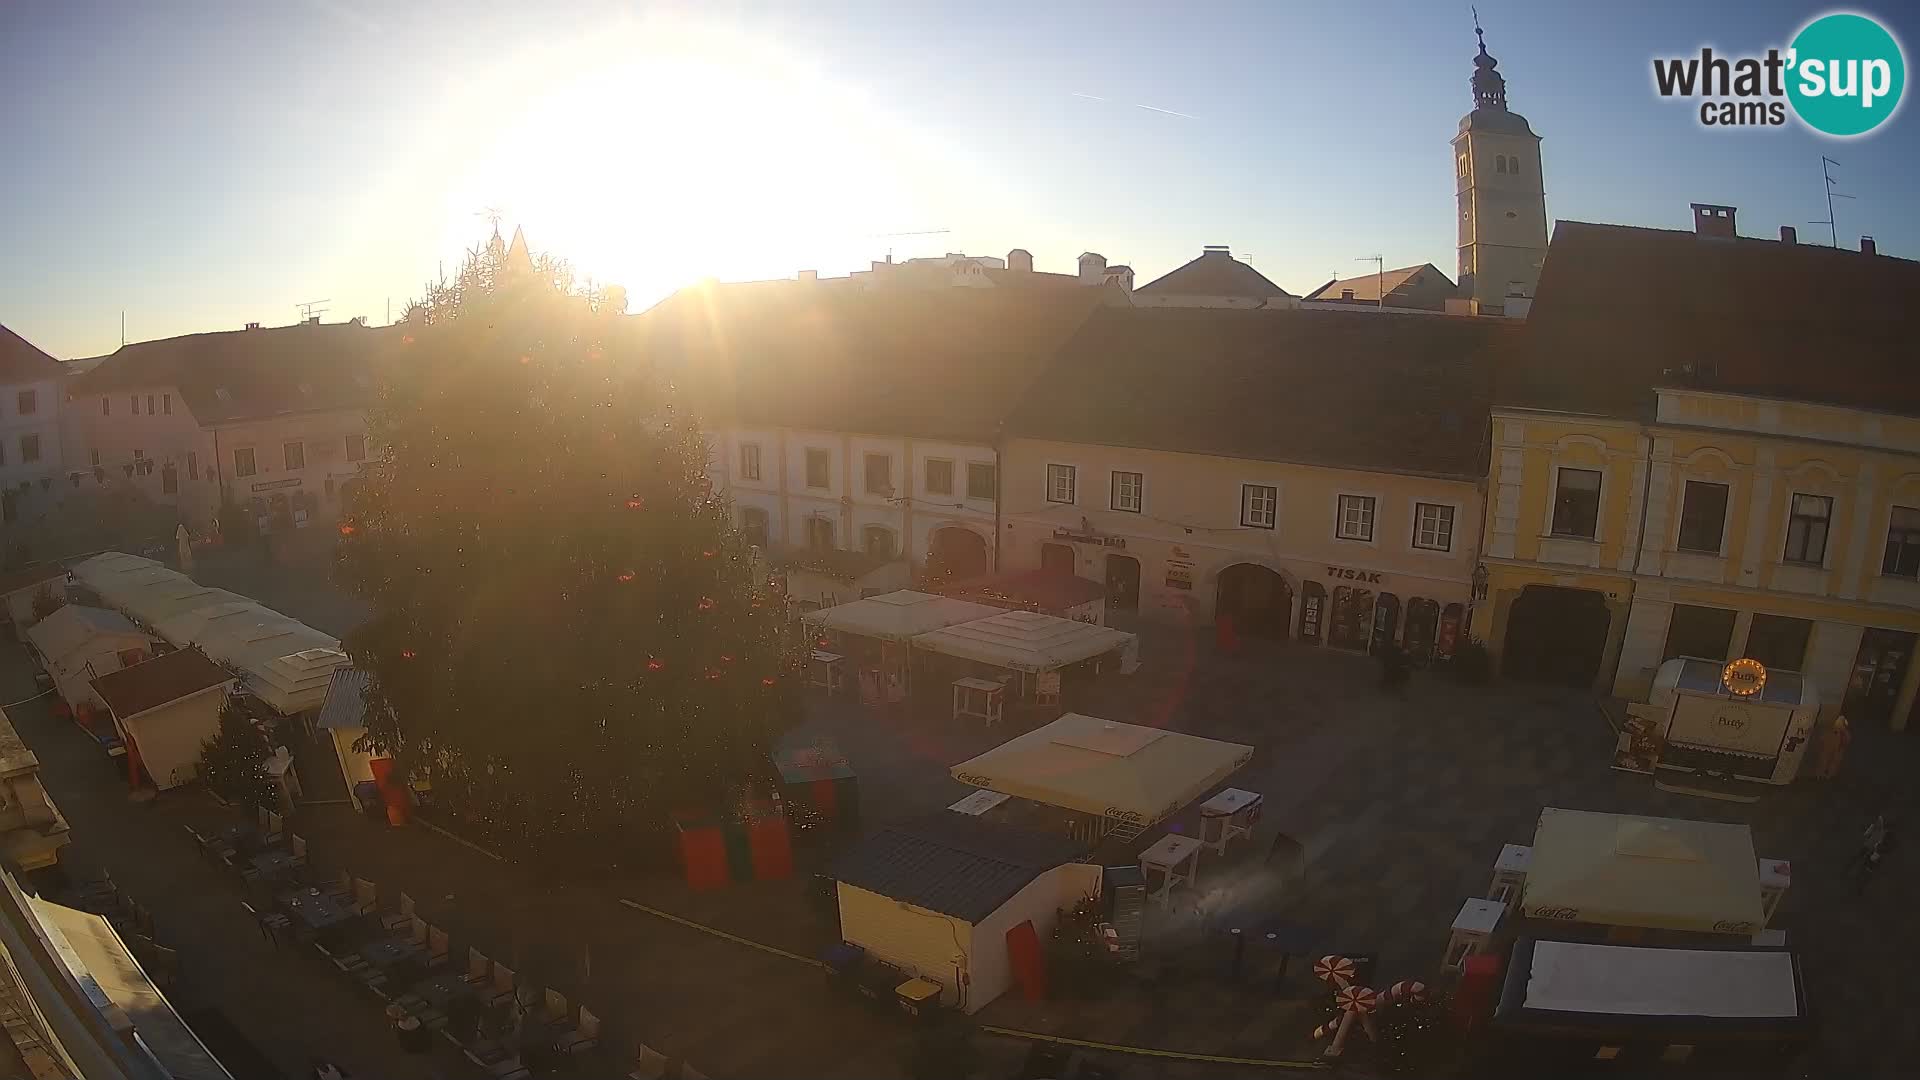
(1453, 15), (1548, 315)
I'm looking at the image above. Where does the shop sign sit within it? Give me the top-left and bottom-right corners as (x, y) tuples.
(1053, 527), (1125, 549)
(1325, 565), (1384, 584)
(251, 478), (302, 492)
(1164, 546), (1195, 591)
(1300, 592), (1323, 642)
(1722, 657), (1767, 697)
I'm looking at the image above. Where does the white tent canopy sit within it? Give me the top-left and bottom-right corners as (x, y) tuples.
(803, 590), (1002, 643)
(950, 713), (1253, 825)
(912, 609), (1135, 674)
(1521, 807), (1766, 934)
(71, 553), (347, 716)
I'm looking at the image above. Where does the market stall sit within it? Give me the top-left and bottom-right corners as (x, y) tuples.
(1638, 657), (1820, 785)
(911, 609), (1138, 713)
(1520, 808), (1766, 937)
(949, 713), (1253, 845)
(803, 591), (1001, 705)
(1490, 937), (1809, 1071)
(942, 569), (1108, 626)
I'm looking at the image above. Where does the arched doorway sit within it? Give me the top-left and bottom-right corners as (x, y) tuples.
(1328, 586), (1374, 650)
(1215, 563), (1293, 639)
(1040, 543), (1075, 575)
(929, 526), (989, 580)
(1403, 598), (1441, 664)
(1105, 554), (1140, 616)
(1369, 593), (1401, 655)
(1502, 585), (1611, 687)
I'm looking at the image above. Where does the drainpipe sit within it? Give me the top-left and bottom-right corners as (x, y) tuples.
(992, 424), (1003, 573)
(1629, 431), (1654, 577)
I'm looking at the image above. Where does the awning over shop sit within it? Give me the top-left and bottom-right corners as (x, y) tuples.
(31, 898), (233, 1080)
(71, 553), (347, 715)
(949, 713), (1252, 825)
(911, 609), (1134, 673)
(1521, 807), (1765, 933)
(803, 590), (1002, 643)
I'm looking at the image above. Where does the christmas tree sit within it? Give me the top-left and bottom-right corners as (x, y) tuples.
(336, 234), (804, 854)
(199, 696), (277, 812)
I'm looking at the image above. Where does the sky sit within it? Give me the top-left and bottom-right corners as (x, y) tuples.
(3, 0), (1917, 359)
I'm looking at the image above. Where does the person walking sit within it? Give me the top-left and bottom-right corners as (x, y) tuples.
(1812, 715), (1852, 779)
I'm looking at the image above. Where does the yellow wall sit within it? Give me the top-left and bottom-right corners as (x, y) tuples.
(836, 883), (972, 1009)
(119, 687), (229, 790)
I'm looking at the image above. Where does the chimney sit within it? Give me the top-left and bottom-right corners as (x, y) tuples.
(306, 315), (321, 325)
(1007, 248), (1033, 273)
(797, 269), (818, 283)
(1691, 203), (1738, 239)
(1077, 252), (1107, 284)
(1341, 289), (1355, 301)
(1202, 245), (1231, 257)
(1861, 235), (1877, 256)
(1779, 226), (1796, 245)
(244, 322), (261, 330)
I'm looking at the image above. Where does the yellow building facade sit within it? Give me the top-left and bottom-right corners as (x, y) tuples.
(1474, 387), (1920, 729)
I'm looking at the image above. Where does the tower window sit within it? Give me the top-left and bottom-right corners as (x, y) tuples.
(1496, 155), (1507, 174)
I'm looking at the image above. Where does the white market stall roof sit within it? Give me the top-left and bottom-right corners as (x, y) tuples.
(803, 590), (1002, 643)
(912, 609), (1135, 674)
(70, 553), (347, 716)
(1521, 807), (1766, 934)
(26, 604), (148, 667)
(950, 713), (1253, 825)
(1521, 940), (1800, 1018)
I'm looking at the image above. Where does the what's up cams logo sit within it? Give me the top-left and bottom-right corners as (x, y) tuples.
(1654, 12), (1906, 136)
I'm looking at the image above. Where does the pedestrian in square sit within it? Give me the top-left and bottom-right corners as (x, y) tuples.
(1812, 715), (1851, 779)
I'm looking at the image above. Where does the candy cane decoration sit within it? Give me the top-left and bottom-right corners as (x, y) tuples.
(1314, 954), (1356, 989)
(1323, 984), (1380, 1058)
(1386, 979), (1429, 1005)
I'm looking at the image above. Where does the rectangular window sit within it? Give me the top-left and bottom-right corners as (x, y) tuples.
(1663, 604), (1736, 662)
(806, 516), (835, 550)
(90, 449), (101, 467)
(1336, 494), (1376, 541)
(1241, 484), (1277, 529)
(162, 393), (171, 415)
(130, 395), (139, 415)
(19, 435), (38, 464)
(805, 448), (830, 489)
(15, 390), (34, 416)
(345, 434), (366, 462)
(284, 440), (306, 470)
(234, 447), (256, 477)
(1413, 502), (1455, 551)
(864, 526), (896, 559)
(925, 459), (954, 496)
(1782, 493), (1832, 565)
(864, 453), (892, 495)
(739, 507), (769, 549)
(738, 443), (761, 481)
(967, 462), (996, 501)
(1676, 481), (1730, 553)
(1745, 614), (1813, 672)
(101, 396), (110, 416)
(1885, 506), (1920, 578)
(1110, 470), (1143, 513)
(1046, 464), (1076, 504)
(187, 451), (198, 479)
(1551, 468), (1602, 538)
(161, 466), (178, 495)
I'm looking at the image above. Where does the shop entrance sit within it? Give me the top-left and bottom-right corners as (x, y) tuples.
(1403, 598), (1441, 664)
(1040, 543), (1075, 575)
(930, 527), (989, 579)
(1216, 563), (1293, 639)
(1105, 554), (1140, 616)
(1844, 628), (1917, 728)
(1502, 585), (1611, 687)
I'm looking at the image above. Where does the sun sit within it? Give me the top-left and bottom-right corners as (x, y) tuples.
(436, 14), (970, 306)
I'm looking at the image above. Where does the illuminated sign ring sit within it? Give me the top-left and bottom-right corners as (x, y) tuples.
(1722, 657), (1767, 697)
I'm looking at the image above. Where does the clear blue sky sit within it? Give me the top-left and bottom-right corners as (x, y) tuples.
(4, 0), (1916, 358)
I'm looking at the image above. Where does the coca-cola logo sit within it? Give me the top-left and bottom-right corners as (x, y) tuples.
(954, 772), (992, 789)
(1532, 906), (1580, 920)
(1712, 920), (1756, 934)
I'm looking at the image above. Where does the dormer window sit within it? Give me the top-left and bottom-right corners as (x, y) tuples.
(214, 387), (232, 402)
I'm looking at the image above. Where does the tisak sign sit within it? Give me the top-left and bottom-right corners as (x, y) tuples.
(1722, 657), (1767, 697)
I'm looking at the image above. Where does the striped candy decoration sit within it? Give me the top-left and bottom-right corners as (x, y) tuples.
(1314, 954), (1356, 988)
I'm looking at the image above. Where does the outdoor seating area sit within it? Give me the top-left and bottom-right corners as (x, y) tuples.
(182, 803), (713, 1079)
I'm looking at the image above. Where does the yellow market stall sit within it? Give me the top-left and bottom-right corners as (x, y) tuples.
(911, 609), (1138, 717)
(90, 648), (236, 791)
(950, 713), (1253, 844)
(803, 590), (1002, 705)
(1520, 808), (1766, 937)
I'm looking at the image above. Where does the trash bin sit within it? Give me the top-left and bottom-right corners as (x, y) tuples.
(895, 978), (942, 1023)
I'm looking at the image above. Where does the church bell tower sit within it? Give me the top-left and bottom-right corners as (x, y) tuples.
(1452, 20), (1548, 314)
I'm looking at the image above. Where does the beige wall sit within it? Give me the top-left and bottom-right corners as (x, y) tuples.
(214, 409), (370, 536)
(966, 862), (1100, 1014)
(117, 685), (230, 790)
(1002, 437), (1482, 637)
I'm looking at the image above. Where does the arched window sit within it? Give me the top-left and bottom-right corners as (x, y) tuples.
(1495, 155), (1507, 174)
(1509, 156), (1523, 177)
(863, 525), (896, 560)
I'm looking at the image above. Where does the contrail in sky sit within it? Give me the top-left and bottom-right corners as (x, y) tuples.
(1071, 92), (1107, 102)
(1133, 103), (1196, 119)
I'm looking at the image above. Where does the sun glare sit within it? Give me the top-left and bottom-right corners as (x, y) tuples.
(436, 15), (978, 306)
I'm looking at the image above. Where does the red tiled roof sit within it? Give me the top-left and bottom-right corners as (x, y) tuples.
(0, 324), (62, 383)
(1136, 249), (1292, 299)
(1504, 221), (1920, 419)
(91, 647), (232, 720)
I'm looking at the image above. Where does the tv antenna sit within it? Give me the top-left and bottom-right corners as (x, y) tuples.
(477, 206), (506, 233)
(871, 229), (950, 264)
(295, 299), (331, 322)
(1809, 156), (1854, 248)
(1356, 255), (1385, 307)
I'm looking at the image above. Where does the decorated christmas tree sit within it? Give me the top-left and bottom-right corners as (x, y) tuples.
(336, 234), (804, 853)
(199, 697), (277, 812)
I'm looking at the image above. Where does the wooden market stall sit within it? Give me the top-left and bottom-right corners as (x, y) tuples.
(910, 609), (1137, 721)
(1633, 657), (1821, 785)
(1518, 808), (1770, 939)
(91, 648), (236, 791)
(803, 590), (1001, 705)
(949, 713), (1253, 846)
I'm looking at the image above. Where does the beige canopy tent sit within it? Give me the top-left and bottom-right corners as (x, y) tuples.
(803, 590), (1002, 642)
(1521, 807), (1765, 934)
(911, 609), (1135, 674)
(950, 713), (1252, 827)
